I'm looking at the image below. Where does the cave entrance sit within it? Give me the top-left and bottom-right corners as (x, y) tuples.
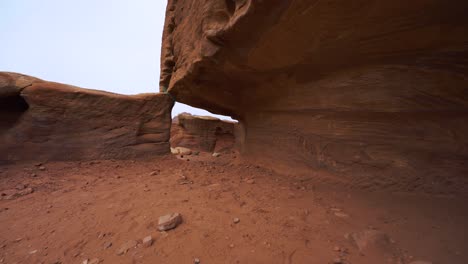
(170, 102), (238, 154)
(0, 95), (29, 130)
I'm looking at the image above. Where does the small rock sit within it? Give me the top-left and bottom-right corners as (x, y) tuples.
(29, 249), (38, 254)
(212, 152), (221, 157)
(39, 166), (46, 171)
(35, 162), (43, 167)
(15, 184), (26, 190)
(31, 173), (38, 177)
(103, 241), (112, 249)
(333, 246), (341, 252)
(19, 187), (33, 195)
(158, 213), (183, 231)
(334, 212), (349, 218)
(233, 218), (240, 224)
(172, 147), (192, 155)
(142, 235), (153, 248)
(4, 188), (34, 200)
(409, 261), (432, 264)
(116, 240), (138, 255)
(333, 257), (343, 264)
(229, 243), (235, 248)
(246, 179), (255, 184)
(170, 147), (178, 154)
(194, 258), (201, 264)
(150, 170), (159, 176)
(88, 258), (100, 264)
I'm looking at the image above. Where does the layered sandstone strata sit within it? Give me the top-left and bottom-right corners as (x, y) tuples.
(160, 0), (468, 192)
(171, 113), (235, 153)
(0, 72), (173, 162)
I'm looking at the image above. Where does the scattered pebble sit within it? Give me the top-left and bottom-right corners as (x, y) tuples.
(116, 240), (138, 256)
(39, 166), (46, 171)
(334, 212), (349, 218)
(142, 235), (153, 248)
(15, 184), (26, 190)
(83, 258), (100, 264)
(246, 179), (255, 184)
(103, 241), (112, 249)
(212, 152), (221, 157)
(233, 218), (240, 224)
(194, 258), (201, 264)
(333, 257), (343, 264)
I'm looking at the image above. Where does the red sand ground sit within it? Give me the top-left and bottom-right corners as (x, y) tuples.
(0, 152), (467, 264)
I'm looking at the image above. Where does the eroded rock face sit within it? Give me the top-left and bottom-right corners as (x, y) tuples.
(170, 113), (235, 153)
(161, 1), (468, 193)
(0, 72), (173, 162)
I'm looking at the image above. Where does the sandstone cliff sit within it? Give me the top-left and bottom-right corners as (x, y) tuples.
(0, 72), (173, 162)
(160, 0), (468, 193)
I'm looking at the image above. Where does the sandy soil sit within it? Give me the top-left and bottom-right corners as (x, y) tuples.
(0, 152), (467, 264)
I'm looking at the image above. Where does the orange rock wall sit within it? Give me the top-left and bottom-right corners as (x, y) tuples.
(161, 0), (468, 192)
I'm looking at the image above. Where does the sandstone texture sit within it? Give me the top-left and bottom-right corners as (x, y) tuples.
(170, 113), (235, 153)
(161, 0), (468, 193)
(0, 72), (173, 162)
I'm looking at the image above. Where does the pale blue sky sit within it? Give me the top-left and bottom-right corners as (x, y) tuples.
(0, 0), (231, 120)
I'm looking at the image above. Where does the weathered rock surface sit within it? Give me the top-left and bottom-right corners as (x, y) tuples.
(170, 113), (235, 153)
(161, 1), (468, 193)
(0, 72), (173, 162)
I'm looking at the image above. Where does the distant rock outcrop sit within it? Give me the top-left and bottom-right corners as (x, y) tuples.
(170, 113), (235, 153)
(0, 72), (173, 162)
(160, 1), (468, 193)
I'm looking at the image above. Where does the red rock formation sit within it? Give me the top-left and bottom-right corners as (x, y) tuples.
(170, 113), (235, 153)
(161, 1), (468, 193)
(0, 72), (173, 162)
